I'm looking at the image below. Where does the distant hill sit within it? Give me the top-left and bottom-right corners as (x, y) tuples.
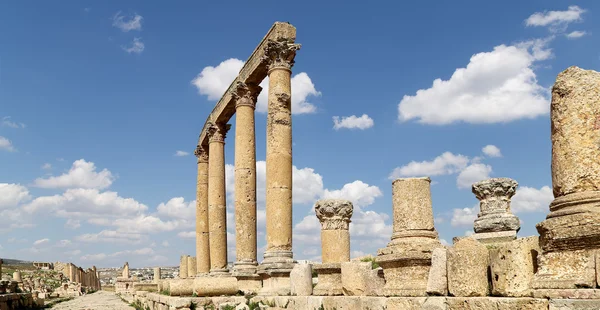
(2, 258), (32, 265)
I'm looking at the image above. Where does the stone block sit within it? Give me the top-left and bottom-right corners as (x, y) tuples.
(169, 279), (195, 296)
(533, 249), (595, 289)
(427, 247), (448, 296)
(550, 299), (600, 310)
(533, 289), (600, 299)
(385, 297), (427, 310)
(290, 264), (312, 296)
(376, 250), (434, 297)
(447, 238), (489, 297)
(192, 276), (238, 297)
(341, 261), (384, 296)
(313, 263), (342, 296)
(490, 236), (540, 297)
(470, 231), (517, 244)
(446, 297), (547, 310)
(235, 275), (262, 294)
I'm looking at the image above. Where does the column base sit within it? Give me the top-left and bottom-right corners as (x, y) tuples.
(313, 263), (342, 296)
(532, 249), (596, 289)
(233, 259), (258, 275)
(471, 230), (517, 244)
(209, 268), (230, 277)
(257, 250), (295, 296)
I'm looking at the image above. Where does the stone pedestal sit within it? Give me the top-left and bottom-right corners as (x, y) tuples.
(447, 238), (490, 297)
(471, 178), (520, 243)
(534, 67), (600, 289)
(258, 38), (300, 295)
(375, 177), (441, 297)
(180, 255), (189, 279)
(313, 199), (353, 296)
(208, 122), (231, 275)
(187, 256), (197, 279)
(195, 145), (211, 275)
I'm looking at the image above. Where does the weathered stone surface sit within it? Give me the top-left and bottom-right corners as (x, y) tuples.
(427, 247), (448, 296)
(446, 297), (548, 310)
(490, 236), (540, 297)
(313, 263), (343, 296)
(153, 267), (161, 283)
(533, 249), (595, 289)
(169, 278), (195, 296)
(187, 256), (197, 279)
(471, 231), (517, 244)
(472, 178), (520, 233)
(192, 276), (238, 297)
(533, 289), (600, 299)
(447, 238), (489, 297)
(290, 264), (312, 296)
(389, 177), (438, 243)
(341, 261), (384, 296)
(195, 146), (210, 275)
(315, 199), (353, 264)
(179, 255), (189, 279)
(550, 299), (600, 310)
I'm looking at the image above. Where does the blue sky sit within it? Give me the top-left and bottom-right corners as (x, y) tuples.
(0, 2), (598, 268)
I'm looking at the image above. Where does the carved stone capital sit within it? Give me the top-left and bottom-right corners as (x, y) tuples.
(194, 145), (209, 163)
(262, 38), (301, 72)
(472, 178), (518, 215)
(232, 81), (262, 110)
(315, 199), (353, 230)
(207, 122), (231, 143)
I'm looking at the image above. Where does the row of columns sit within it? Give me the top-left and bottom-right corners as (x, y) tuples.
(67, 263), (100, 289)
(194, 39), (300, 281)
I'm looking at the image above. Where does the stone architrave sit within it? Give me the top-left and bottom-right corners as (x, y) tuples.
(313, 199), (353, 296)
(180, 255), (189, 279)
(207, 122), (231, 275)
(375, 177), (442, 297)
(154, 267), (161, 284)
(257, 38), (301, 296)
(232, 82), (262, 292)
(195, 145), (210, 275)
(447, 237), (490, 297)
(470, 178), (520, 243)
(187, 256), (197, 279)
(534, 67), (600, 289)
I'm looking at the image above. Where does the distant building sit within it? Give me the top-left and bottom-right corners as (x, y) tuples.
(33, 262), (54, 270)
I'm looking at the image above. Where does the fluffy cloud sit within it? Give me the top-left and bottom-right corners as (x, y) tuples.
(511, 186), (553, 213)
(0, 136), (15, 152)
(322, 180), (383, 210)
(65, 219), (81, 229)
(451, 206), (478, 227)
(0, 183), (31, 209)
(482, 145), (502, 157)
(332, 114), (374, 130)
(456, 163), (492, 189)
(566, 31), (587, 39)
(389, 152), (469, 179)
(33, 238), (49, 246)
(112, 12), (143, 32)
(112, 214), (188, 234)
(191, 59), (320, 114)
(525, 6), (585, 31)
(1, 117), (25, 129)
(398, 41), (550, 125)
(174, 150), (189, 157)
(123, 37), (145, 54)
(177, 231), (195, 238)
(32, 159), (115, 190)
(76, 230), (145, 244)
(41, 163), (52, 170)
(157, 197), (195, 219)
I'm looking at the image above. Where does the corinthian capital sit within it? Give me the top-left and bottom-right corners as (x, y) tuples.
(231, 81), (262, 109)
(207, 122), (231, 143)
(472, 178), (518, 214)
(262, 38), (301, 72)
(194, 145), (208, 163)
(315, 199), (354, 230)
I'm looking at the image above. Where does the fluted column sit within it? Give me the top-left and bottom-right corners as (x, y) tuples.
(195, 145), (210, 275)
(260, 38), (300, 271)
(207, 121), (231, 274)
(232, 82), (261, 275)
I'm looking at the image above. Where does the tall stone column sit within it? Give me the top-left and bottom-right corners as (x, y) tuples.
(194, 145), (210, 275)
(313, 199), (353, 296)
(471, 178), (520, 243)
(258, 38), (300, 296)
(154, 267), (161, 284)
(376, 177), (441, 296)
(534, 66), (600, 290)
(207, 121), (231, 275)
(180, 255), (188, 279)
(187, 256), (197, 277)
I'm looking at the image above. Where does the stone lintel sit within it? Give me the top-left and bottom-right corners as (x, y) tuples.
(196, 22), (297, 149)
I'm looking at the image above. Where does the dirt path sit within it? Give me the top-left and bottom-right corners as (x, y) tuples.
(49, 290), (134, 310)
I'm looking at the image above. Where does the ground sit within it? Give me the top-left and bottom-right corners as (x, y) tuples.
(49, 291), (133, 310)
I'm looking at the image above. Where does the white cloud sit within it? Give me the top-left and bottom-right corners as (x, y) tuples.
(177, 231), (195, 238)
(33, 238), (49, 246)
(123, 37), (144, 54)
(482, 145), (502, 157)
(398, 42), (550, 125)
(566, 30), (587, 39)
(322, 180), (383, 210)
(76, 230), (145, 244)
(112, 12), (143, 32)
(511, 185), (553, 213)
(332, 114), (374, 130)
(65, 219), (81, 229)
(191, 58), (320, 114)
(451, 206), (478, 227)
(157, 197), (195, 219)
(0, 136), (16, 152)
(41, 163), (52, 170)
(525, 6), (586, 31)
(57, 239), (71, 247)
(389, 152), (469, 179)
(1, 117), (25, 129)
(161, 241), (170, 247)
(0, 183), (31, 209)
(65, 249), (81, 256)
(81, 253), (107, 261)
(113, 214), (187, 234)
(293, 166), (324, 204)
(174, 150), (189, 157)
(32, 159), (115, 189)
(456, 163), (492, 189)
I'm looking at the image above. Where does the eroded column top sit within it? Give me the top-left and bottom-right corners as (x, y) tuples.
(472, 178), (518, 213)
(262, 38), (301, 72)
(207, 122), (231, 144)
(315, 199), (353, 230)
(194, 145), (209, 163)
(232, 81), (262, 110)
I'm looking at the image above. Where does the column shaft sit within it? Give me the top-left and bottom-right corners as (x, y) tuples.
(195, 146), (210, 274)
(208, 122), (230, 273)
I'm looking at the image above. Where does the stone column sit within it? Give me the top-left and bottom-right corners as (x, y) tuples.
(122, 262), (130, 278)
(375, 177), (441, 296)
(154, 267), (161, 283)
(258, 38), (301, 296)
(313, 199), (353, 296)
(13, 271), (21, 283)
(187, 256), (197, 278)
(195, 145), (211, 275)
(534, 66), (600, 290)
(207, 122), (230, 275)
(180, 255), (189, 279)
(470, 178), (520, 243)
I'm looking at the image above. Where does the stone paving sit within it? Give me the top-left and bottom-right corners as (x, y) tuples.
(50, 290), (133, 310)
